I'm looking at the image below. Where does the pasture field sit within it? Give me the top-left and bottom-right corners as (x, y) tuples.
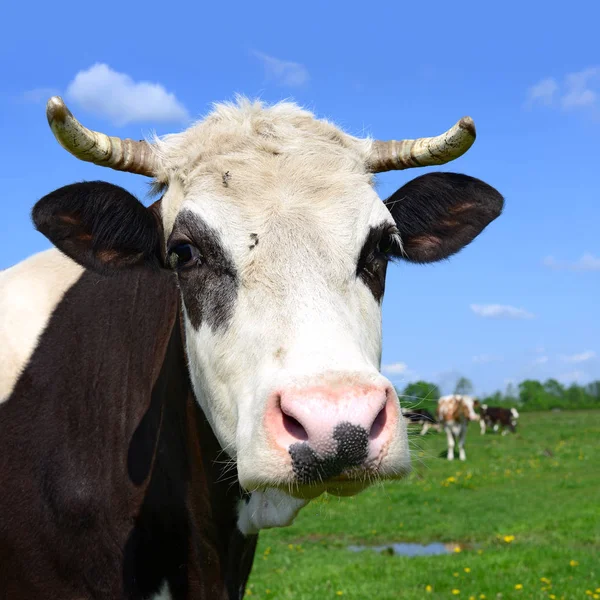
(247, 410), (600, 599)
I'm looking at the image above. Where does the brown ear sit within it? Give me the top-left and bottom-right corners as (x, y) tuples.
(384, 172), (504, 263)
(33, 181), (164, 273)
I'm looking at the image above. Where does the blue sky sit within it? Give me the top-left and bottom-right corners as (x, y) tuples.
(1, 0), (599, 395)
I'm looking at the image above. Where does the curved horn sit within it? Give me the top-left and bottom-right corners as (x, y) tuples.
(46, 96), (158, 177)
(366, 117), (476, 173)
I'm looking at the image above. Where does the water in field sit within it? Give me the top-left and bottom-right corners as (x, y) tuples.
(347, 542), (451, 557)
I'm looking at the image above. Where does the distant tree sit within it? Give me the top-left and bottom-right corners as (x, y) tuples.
(505, 382), (517, 402)
(544, 378), (565, 398)
(519, 379), (545, 405)
(585, 380), (600, 399)
(454, 377), (473, 396)
(401, 381), (441, 405)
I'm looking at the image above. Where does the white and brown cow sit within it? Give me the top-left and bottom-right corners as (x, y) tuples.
(0, 96), (503, 598)
(437, 395), (481, 461)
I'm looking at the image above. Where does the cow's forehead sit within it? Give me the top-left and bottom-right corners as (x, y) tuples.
(154, 98), (381, 237)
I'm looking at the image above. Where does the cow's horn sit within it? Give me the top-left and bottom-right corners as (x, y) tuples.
(46, 96), (158, 177)
(366, 117), (476, 173)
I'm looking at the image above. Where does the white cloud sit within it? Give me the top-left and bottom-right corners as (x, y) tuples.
(533, 356), (549, 365)
(472, 354), (503, 364)
(65, 63), (189, 126)
(525, 77), (558, 108)
(543, 253), (600, 272)
(382, 362), (408, 375)
(560, 351), (596, 363)
(558, 370), (586, 384)
(470, 304), (535, 320)
(22, 87), (61, 104)
(562, 67), (600, 109)
(253, 51), (309, 87)
(526, 67), (600, 115)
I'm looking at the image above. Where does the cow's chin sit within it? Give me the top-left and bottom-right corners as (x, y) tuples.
(281, 478), (371, 501)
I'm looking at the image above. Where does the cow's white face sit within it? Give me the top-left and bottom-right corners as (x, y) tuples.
(34, 97), (504, 503)
(156, 102), (408, 498)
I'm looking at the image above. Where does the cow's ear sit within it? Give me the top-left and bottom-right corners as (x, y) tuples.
(384, 172), (504, 263)
(32, 181), (164, 273)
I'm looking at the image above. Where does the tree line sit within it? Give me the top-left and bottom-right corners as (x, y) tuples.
(398, 376), (600, 413)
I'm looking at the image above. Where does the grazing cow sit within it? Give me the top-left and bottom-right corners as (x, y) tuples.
(402, 408), (440, 435)
(436, 395), (480, 461)
(479, 404), (520, 435)
(0, 96), (503, 598)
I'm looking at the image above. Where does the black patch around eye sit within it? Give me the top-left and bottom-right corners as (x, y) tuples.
(167, 211), (238, 331)
(356, 225), (396, 302)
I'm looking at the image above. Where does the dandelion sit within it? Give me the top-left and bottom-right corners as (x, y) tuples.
(464, 567), (471, 573)
(469, 597), (476, 600)
(454, 546), (462, 553)
(452, 589), (460, 595)
(479, 596), (486, 599)
(569, 559), (579, 566)
(287, 544), (294, 550)
(477, 550), (484, 555)
(549, 595), (556, 599)
(266, 591), (271, 595)
(514, 584), (523, 590)
(425, 585), (433, 593)
(586, 592), (593, 597)
(540, 578), (551, 584)
(336, 592), (344, 596)
(593, 595), (599, 600)
(503, 535), (515, 543)
(453, 572), (460, 577)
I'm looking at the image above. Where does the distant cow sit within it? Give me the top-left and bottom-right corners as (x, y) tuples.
(436, 395), (480, 461)
(402, 408), (439, 435)
(479, 405), (519, 435)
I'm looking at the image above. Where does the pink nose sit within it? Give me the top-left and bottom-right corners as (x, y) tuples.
(265, 382), (397, 483)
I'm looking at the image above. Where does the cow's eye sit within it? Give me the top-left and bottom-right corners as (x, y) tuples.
(376, 230), (399, 258)
(167, 243), (200, 270)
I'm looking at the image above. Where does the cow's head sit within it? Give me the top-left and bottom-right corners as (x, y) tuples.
(33, 97), (503, 500)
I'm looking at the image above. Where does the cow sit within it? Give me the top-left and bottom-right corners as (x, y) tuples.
(0, 95), (503, 598)
(479, 404), (520, 435)
(402, 408), (440, 435)
(436, 395), (480, 461)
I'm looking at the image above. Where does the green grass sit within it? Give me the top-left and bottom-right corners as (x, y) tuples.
(247, 410), (600, 599)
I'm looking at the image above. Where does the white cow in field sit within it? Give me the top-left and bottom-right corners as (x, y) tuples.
(436, 395), (480, 461)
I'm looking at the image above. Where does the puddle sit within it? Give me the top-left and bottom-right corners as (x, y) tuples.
(348, 542), (451, 557)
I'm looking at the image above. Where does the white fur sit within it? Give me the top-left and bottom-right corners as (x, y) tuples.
(0, 249), (84, 402)
(237, 489), (308, 535)
(150, 581), (172, 600)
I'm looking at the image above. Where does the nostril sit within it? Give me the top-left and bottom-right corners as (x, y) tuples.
(369, 403), (387, 440)
(281, 406), (309, 442)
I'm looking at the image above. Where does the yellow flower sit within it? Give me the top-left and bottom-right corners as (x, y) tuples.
(336, 592), (344, 597)
(266, 591), (271, 595)
(479, 596), (486, 599)
(515, 584), (523, 590)
(596, 589), (600, 594)
(549, 595), (556, 600)
(540, 577), (551, 584)
(593, 595), (599, 600)
(586, 592), (593, 597)
(469, 597), (476, 600)
(454, 546), (462, 553)
(464, 567), (471, 573)
(453, 572), (460, 577)
(452, 590), (460, 595)
(569, 559), (579, 566)
(477, 549), (484, 555)
(447, 476), (457, 483)
(503, 535), (515, 543)
(288, 544), (294, 550)
(425, 585), (433, 593)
